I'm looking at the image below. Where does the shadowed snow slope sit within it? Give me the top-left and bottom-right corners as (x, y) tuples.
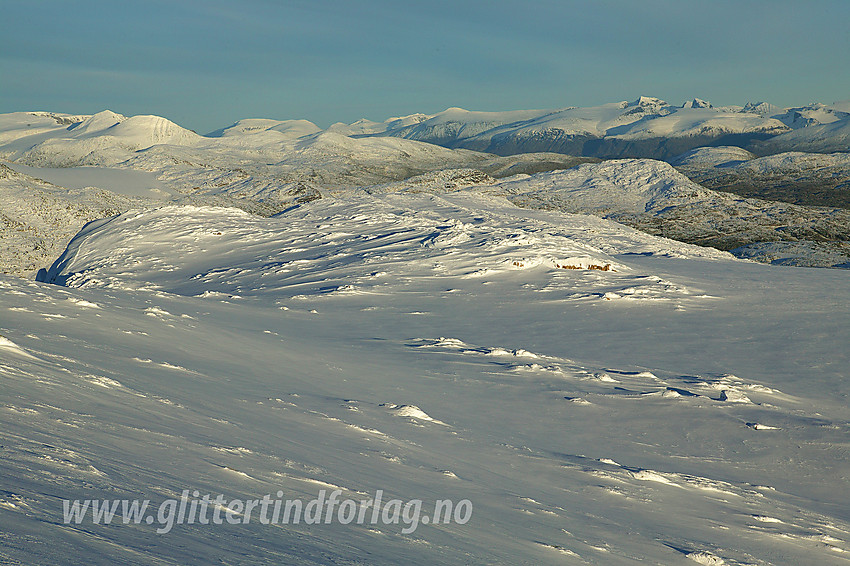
(675, 150), (850, 210)
(753, 115), (850, 154)
(4, 192), (850, 564)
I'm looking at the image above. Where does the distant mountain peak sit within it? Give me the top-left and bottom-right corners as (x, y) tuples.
(623, 96), (671, 117)
(384, 113), (429, 127)
(206, 118), (320, 139)
(742, 101), (779, 115)
(629, 96), (669, 108)
(69, 110), (126, 134)
(682, 98), (712, 109)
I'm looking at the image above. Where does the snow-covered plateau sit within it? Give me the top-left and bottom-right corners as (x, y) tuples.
(2, 107), (850, 275)
(1, 105), (850, 564)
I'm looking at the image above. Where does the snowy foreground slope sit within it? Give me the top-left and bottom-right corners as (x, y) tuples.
(3, 193), (850, 565)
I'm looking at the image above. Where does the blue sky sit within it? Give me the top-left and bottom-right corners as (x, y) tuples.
(2, 0), (848, 134)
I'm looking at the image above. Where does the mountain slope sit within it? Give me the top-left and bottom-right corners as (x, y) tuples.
(675, 150), (850, 209)
(4, 111), (202, 167)
(752, 115), (850, 154)
(206, 118), (322, 139)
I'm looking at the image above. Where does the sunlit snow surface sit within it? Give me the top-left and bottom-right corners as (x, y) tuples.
(4, 108), (850, 276)
(2, 192), (850, 564)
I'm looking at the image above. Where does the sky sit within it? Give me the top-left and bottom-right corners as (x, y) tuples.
(1, 0), (849, 135)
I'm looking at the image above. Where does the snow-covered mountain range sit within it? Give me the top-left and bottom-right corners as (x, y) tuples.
(2, 99), (850, 564)
(331, 97), (850, 159)
(2, 102), (850, 277)
(0, 110), (587, 278)
(0, 109), (597, 192)
(6, 96), (848, 168)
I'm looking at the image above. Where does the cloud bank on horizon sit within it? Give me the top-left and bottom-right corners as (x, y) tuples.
(1, 0), (848, 134)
